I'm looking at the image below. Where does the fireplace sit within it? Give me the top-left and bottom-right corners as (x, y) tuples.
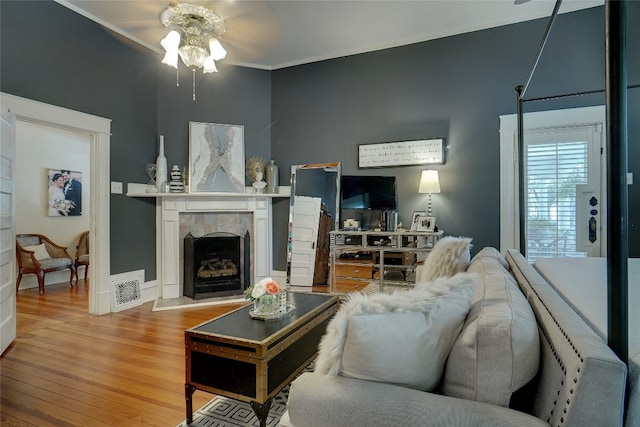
(183, 231), (250, 299)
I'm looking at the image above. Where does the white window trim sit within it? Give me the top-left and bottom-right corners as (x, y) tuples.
(499, 105), (606, 255)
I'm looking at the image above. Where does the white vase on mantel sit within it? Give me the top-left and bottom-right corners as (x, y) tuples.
(156, 135), (168, 193)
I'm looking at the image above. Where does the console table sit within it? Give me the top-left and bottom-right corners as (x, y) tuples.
(329, 229), (443, 294)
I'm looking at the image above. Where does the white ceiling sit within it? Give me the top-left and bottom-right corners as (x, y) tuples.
(55, 0), (603, 70)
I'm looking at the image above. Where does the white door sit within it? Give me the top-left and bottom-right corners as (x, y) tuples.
(289, 196), (321, 286)
(525, 125), (604, 261)
(0, 105), (17, 354)
(500, 106), (607, 261)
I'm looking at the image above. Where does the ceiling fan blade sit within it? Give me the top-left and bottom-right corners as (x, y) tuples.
(213, 1), (281, 63)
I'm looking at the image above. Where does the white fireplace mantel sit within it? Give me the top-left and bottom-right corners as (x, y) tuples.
(126, 183), (290, 299)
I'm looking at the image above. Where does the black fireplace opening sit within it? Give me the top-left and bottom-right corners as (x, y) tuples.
(184, 231), (250, 299)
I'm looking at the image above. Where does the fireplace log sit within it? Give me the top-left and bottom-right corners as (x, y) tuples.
(197, 258), (238, 278)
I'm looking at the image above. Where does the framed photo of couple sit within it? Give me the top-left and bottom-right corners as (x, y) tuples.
(47, 168), (82, 217)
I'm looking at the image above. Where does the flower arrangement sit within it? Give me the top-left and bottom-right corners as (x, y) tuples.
(53, 199), (76, 216)
(246, 277), (292, 320)
(245, 277), (281, 303)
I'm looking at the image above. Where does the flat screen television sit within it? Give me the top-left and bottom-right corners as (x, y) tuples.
(341, 175), (397, 210)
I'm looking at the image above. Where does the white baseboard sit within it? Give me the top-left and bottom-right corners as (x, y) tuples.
(141, 279), (158, 303)
(18, 270), (73, 290)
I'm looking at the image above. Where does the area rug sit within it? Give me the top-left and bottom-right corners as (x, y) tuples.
(176, 392), (288, 427)
(177, 362), (313, 427)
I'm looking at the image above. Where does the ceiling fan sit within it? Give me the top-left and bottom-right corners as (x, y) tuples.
(64, 0), (282, 67)
(63, 0), (283, 99)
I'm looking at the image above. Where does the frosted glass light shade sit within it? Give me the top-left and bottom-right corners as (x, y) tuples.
(160, 30), (181, 68)
(203, 57), (218, 73)
(161, 50), (179, 68)
(161, 30), (180, 51)
(178, 45), (209, 68)
(209, 38), (227, 61)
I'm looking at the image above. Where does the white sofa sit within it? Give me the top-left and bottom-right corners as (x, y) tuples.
(280, 247), (627, 426)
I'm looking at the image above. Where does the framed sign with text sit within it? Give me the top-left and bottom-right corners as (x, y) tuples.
(358, 138), (445, 168)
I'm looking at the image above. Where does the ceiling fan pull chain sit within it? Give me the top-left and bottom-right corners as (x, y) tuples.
(192, 68), (196, 101)
(176, 67), (180, 88)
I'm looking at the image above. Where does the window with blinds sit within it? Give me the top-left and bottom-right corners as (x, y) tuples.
(526, 141), (588, 261)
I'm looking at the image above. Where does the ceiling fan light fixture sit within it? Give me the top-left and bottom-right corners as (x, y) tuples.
(160, 2), (227, 99)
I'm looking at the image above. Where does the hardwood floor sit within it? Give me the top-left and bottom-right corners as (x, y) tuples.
(1, 281), (245, 426)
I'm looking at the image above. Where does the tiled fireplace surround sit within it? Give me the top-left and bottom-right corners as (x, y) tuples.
(158, 195), (275, 300)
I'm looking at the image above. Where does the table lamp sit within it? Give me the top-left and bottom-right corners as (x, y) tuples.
(418, 170), (440, 217)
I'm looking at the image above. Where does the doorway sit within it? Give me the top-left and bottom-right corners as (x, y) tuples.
(15, 121), (91, 288)
(499, 105), (607, 261)
(1, 92), (111, 314)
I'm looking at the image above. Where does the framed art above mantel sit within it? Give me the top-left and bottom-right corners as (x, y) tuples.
(358, 138), (445, 168)
(189, 122), (245, 193)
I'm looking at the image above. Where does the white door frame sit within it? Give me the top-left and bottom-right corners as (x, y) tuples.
(499, 105), (607, 255)
(1, 93), (112, 315)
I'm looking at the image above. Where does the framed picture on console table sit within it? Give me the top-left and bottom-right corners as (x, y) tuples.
(416, 215), (436, 232)
(189, 122), (245, 193)
(410, 211), (426, 231)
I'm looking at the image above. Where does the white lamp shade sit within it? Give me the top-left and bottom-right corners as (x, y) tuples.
(208, 38), (227, 61)
(418, 170), (441, 194)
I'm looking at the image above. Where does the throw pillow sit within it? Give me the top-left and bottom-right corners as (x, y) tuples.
(23, 243), (51, 261)
(442, 252), (540, 407)
(415, 236), (472, 283)
(315, 273), (477, 391)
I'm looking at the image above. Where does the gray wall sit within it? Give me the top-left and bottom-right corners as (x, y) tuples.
(2, 1), (638, 277)
(271, 4), (639, 267)
(1, 0), (271, 279)
(1, 0), (159, 277)
(156, 64), (272, 171)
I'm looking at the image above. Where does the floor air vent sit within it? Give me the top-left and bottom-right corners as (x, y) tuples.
(111, 270), (144, 312)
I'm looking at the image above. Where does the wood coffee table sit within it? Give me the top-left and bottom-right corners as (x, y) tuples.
(184, 292), (339, 426)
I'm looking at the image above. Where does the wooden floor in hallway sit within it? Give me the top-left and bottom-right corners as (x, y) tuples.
(1, 281), (245, 426)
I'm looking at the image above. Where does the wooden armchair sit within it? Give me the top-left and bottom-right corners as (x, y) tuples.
(16, 234), (76, 294)
(75, 231), (90, 282)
